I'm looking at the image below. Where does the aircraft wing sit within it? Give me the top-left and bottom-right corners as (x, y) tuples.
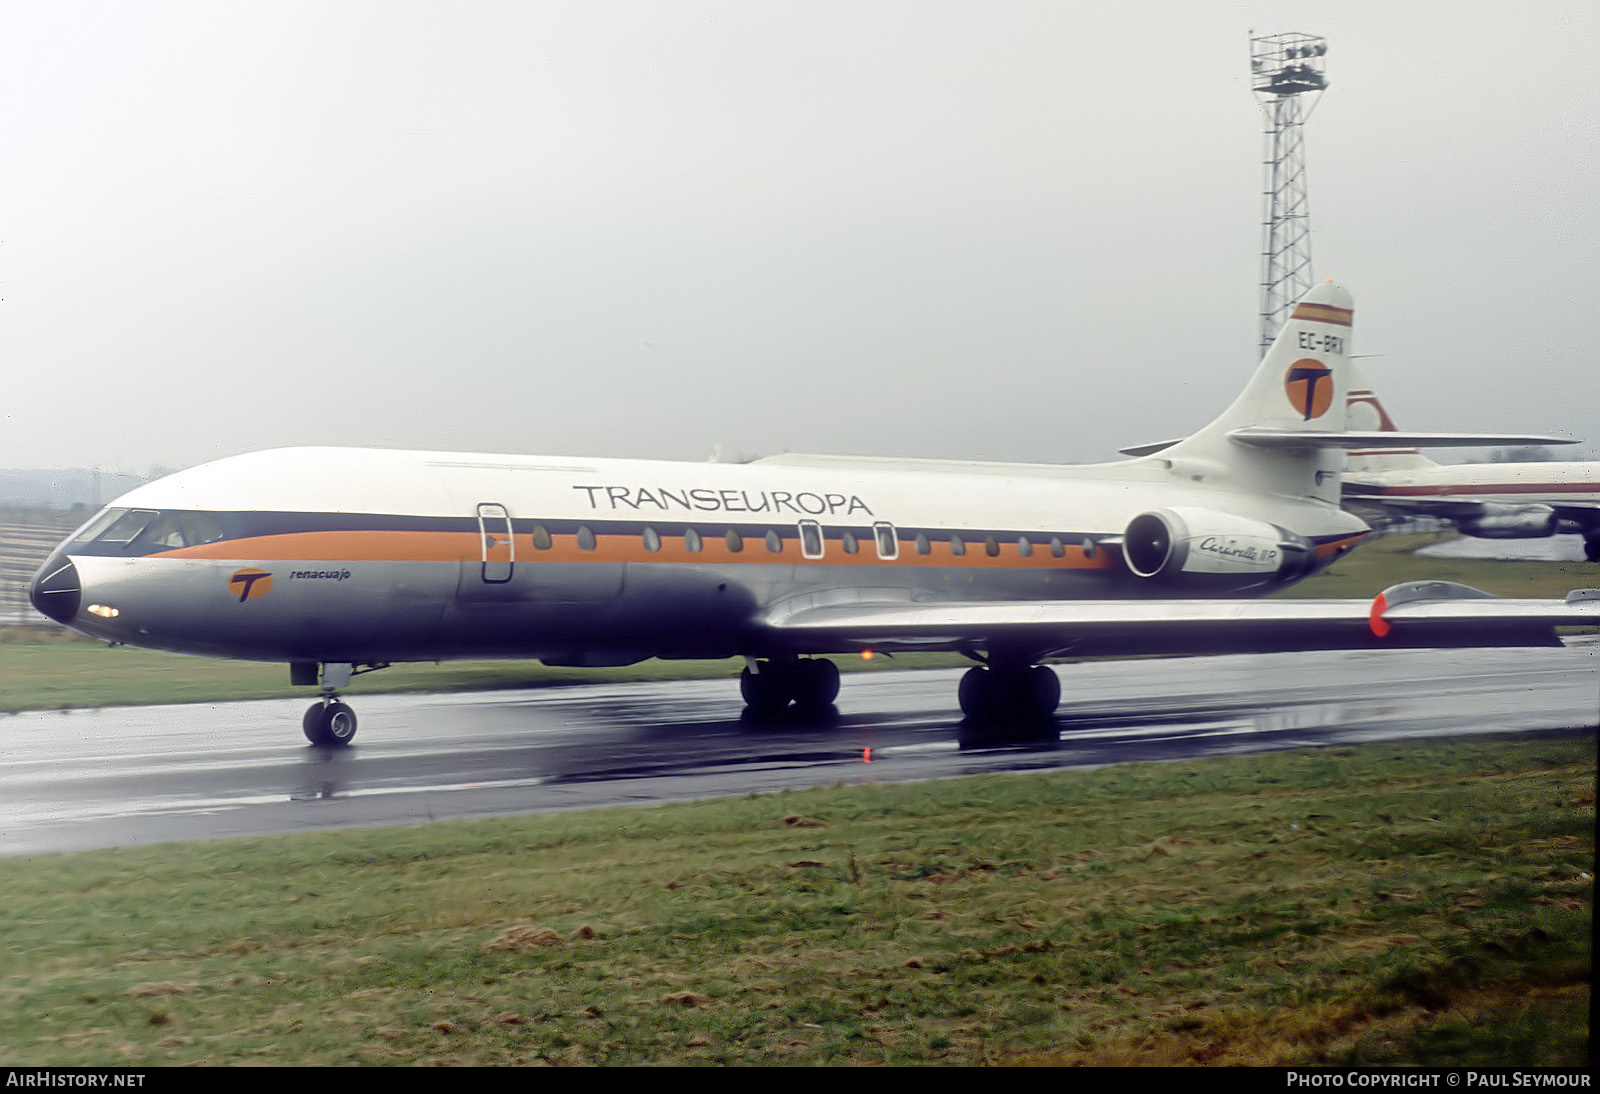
(760, 582), (1600, 659)
(1337, 490), (1495, 520)
(1341, 488), (1600, 525)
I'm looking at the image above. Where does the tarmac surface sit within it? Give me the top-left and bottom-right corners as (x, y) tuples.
(2, 641), (1595, 857)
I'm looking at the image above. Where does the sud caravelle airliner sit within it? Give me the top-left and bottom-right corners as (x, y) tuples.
(29, 282), (1600, 745)
(1340, 371), (1600, 561)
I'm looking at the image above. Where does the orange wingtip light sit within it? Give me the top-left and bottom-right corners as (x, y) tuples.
(1368, 592), (1392, 638)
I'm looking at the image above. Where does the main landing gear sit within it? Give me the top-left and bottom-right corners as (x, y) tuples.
(957, 663), (1061, 723)
(291, 661), (389, 747)
(740, 656), (841, 717)
(954, 654), (1063, 745)
(738, 652), (1061, 734)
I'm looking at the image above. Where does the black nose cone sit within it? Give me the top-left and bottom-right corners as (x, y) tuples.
(30, 553), (81, 625)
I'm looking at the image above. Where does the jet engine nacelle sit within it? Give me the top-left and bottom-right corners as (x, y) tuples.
(1455, 504), (1559, 540)
(1124, 506), (1313, 582)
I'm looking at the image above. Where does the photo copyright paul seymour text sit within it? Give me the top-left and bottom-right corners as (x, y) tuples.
(1287, 1075), (1591, 1088)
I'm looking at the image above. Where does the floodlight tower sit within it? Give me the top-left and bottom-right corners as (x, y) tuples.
(1251, 32), (1328, 354)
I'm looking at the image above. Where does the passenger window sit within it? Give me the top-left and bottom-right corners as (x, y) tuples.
(684, 528), (702, 553)
(532, 525), (553, 550)
(985, 535), (1000, 558)
(643, 527), (661, 552)
(841, 531), (859, 555)
(765, 530), (783, 554)
(577, 526), (597, 551)
(873, 522), (898, 560)
(725, 529), (743, 553)
(1082, 538), (1097, 559)
(1017, 536), (1033, 558)
(950, 533), (966, 557)
(914, 533), (930, 556)
(1050, 537), (1065, 558)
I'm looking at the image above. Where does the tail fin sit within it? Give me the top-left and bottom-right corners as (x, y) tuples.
(1344, 366), (1440, 475)
(1155, 280), (1355, 501)
(1133, 283), (1570, 500)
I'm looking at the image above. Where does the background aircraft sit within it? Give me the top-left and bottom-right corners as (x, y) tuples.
(1342, 376), (1600, 560)
(30, 283), (1599, 744)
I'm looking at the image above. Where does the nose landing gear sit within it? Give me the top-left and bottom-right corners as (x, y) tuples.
(303, 700), (358, 747)
(290, 661), (389, 747)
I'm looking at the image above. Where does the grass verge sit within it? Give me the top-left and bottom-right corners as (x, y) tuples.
(1272, 532), (1600, 600)
(0, 733), (1590, 1065)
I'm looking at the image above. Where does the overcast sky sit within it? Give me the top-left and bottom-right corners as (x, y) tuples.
(2, 1), (1595, 476)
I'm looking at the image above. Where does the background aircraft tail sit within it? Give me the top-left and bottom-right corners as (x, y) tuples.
(1344, 368), (1438, 475)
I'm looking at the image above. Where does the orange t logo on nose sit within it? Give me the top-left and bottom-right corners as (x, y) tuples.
(228, 569), (273, 601)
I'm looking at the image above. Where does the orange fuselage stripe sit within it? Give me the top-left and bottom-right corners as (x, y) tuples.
(155, 530), (1120, 570)
(1314, 533), (1369, 560)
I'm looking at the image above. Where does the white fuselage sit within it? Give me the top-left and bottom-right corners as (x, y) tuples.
(35, 445), (1368, 666)
(1344, 459), (1600, 509)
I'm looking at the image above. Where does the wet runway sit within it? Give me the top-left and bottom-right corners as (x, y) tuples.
(2, 642), (1596, 857)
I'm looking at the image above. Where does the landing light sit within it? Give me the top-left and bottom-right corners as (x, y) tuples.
(87, 604), (119, 619)
(861, 649), (874, 661)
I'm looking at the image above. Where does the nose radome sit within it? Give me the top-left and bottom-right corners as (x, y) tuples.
(29, 553), (81, 625)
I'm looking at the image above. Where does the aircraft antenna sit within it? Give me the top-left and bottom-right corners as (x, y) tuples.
(1251, 32), (1328, 355)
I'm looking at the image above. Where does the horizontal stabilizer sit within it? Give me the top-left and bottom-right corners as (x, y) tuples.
(1228, 428), (1579, 451)
(1125, 431), (1578, 458)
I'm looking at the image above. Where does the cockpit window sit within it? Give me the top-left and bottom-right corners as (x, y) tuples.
(71, 507), (129, 544)
(98, 509), (160, 545)
(73, 508), (227, 552)
(141, 513), (187, 548)
(174, 512), (224, 547)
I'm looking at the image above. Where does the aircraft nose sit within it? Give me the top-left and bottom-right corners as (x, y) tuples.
(29, 552), (81, 625)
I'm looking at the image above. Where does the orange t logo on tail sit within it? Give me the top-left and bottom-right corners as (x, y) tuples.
(1285, 359), (1333, 420)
